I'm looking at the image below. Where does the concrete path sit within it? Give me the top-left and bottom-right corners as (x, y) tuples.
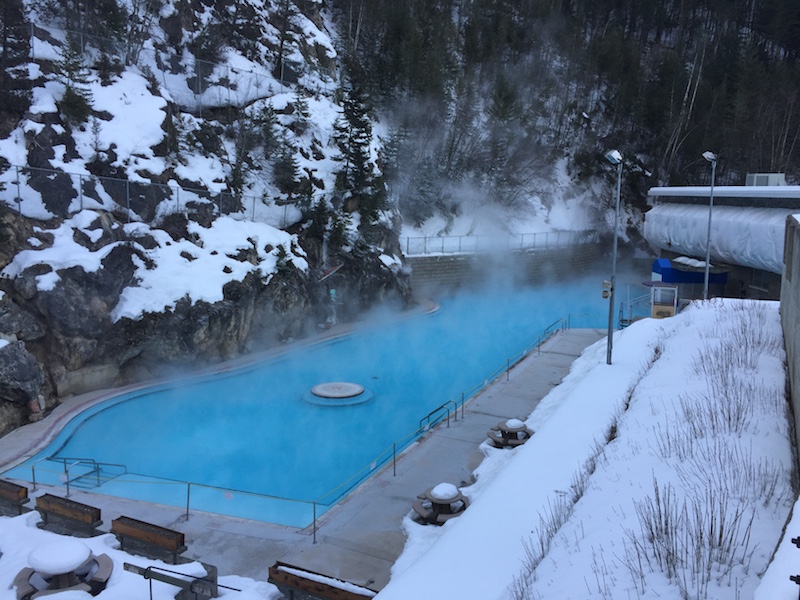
(0, 328), (605, 592)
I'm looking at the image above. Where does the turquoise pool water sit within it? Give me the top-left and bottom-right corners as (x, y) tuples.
(5, 277), (620, 526)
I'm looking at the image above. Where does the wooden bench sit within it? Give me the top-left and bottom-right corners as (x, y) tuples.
(0, 479), (30, 516)
(112, 516), (187, 564)
(35, 494), (102, 536)
(268, 561), (377, 600)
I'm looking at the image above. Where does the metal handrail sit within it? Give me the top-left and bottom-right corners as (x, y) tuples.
(620, 292), (651, 326)
(31, 456), (51, 491)
(402, 231), (600, 256)
(419, 401), (452, 433)
(46, 455), (128, 475)
(64, 459), (94, 496)
(32, 456), (129, 496)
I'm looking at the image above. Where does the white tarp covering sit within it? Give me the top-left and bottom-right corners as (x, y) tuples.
(648, 185), (800, 199)
(642, 204), (793, 274)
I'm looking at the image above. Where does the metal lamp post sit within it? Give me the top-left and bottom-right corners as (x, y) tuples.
(604, 149), (623, 365)
(702, 151), (717, 301)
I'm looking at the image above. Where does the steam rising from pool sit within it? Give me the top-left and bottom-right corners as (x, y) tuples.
(4, 268), (647, 527)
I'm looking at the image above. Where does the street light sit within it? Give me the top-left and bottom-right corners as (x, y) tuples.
(702, 151), (717, 301)
(604, 149), (623, 365)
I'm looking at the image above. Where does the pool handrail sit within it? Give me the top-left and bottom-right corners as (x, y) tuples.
(419, 399), (458, 433)
(32, 456), (128, 496)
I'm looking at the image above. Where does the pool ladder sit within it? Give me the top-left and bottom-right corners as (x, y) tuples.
(33, 456), (128, 496)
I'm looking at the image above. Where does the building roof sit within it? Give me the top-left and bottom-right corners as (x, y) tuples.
(647, 186), (800, 209)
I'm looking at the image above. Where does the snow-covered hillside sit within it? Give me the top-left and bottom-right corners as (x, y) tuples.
(0, 0), (346, 224)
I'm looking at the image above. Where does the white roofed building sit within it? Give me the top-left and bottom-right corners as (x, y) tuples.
(643, 181), (800, 299)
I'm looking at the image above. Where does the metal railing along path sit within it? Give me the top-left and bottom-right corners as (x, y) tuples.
(402, 231), (599, 256)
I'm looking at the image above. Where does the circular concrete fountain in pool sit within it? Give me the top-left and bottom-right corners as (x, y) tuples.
(305, 382), (373, 406)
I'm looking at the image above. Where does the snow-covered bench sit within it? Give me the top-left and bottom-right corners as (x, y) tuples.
(268, 561), (377, 600)
(35, 493), (102, 536)
(112, 516), (186, 564)
(0, 479), (29, 516)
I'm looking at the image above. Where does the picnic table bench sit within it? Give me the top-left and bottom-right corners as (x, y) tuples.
(13, 553), (114, 599)
(35, 493), (102, 536)
(0, 479), (30, 516)
(112, 516), (187, 564)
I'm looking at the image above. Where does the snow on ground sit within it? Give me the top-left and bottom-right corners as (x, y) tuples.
(0, 298), (797, 600)
(0, 513), (280, 599)
(378, 299), (797, 600)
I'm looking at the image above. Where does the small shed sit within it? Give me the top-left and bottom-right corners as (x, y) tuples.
(644, 282), (679, 318)
(651, 257), (728, 301)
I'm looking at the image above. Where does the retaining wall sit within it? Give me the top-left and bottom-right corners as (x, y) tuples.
(406, 244), (603, 292)
(781, 215), (800, 458)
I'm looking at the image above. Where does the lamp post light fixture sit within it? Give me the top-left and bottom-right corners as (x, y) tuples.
(604, 149), (623, 365)
(702, 151), (717, 301)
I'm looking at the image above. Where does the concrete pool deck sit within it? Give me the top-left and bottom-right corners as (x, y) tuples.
(0, 327), (605, 592)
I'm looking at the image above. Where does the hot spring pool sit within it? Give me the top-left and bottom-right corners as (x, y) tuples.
(3, 279), (619, 526)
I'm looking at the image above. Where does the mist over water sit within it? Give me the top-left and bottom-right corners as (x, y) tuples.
(10, 267), (648, 522)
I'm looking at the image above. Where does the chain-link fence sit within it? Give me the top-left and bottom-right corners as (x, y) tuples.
(1, 163), (302, 228)
(401, 231), (601, 255)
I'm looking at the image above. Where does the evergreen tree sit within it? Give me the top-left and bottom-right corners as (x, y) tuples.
(255, 103), (279, 160)
(0, 0), (31, 124)
(56, 34), (94, 124)
(332, 82), (385, 225)
(273, 138), (302, 200)
(274, 0), (298, 83)
(289, 91), (310, 136)
(33, 0), (126, 46)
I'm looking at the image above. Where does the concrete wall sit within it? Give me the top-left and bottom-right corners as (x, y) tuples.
(781, 215), (800, 456)
(406, 244), (603, 293)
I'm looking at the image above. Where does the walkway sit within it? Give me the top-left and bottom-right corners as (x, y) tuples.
(0, 328), (605, 591)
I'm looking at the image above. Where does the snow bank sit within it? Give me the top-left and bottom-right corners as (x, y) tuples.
(379, 299), (794, 600)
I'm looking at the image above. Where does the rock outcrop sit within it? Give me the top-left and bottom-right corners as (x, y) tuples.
(0, 340), (45, 431)
(0, 205), (411, 436)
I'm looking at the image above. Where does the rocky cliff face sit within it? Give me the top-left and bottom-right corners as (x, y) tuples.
(0, 0), (417, 437)
(0, 204), (412, 436)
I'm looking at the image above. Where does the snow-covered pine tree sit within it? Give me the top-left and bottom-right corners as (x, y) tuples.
(0, 0), (31, 127)
(333, 81), (386, 226)
(56, 34), (94, 123)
